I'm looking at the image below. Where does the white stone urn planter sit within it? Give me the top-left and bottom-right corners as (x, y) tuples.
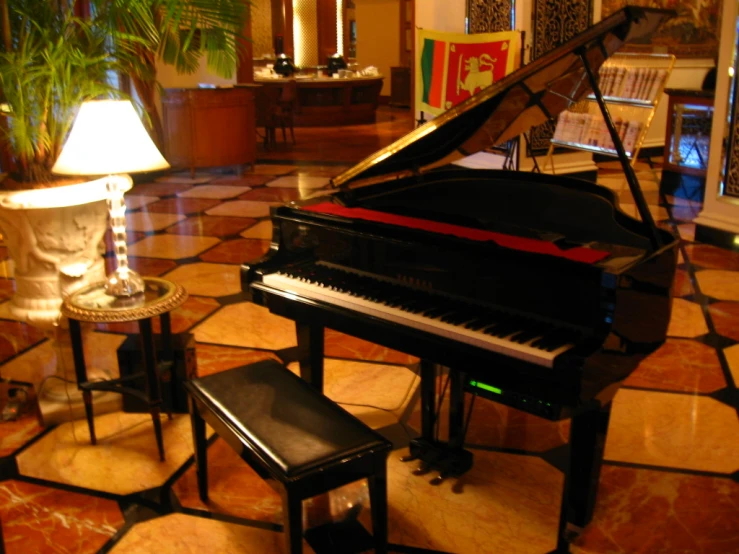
(0, 177), (110, 329)
(0, 177), (116, 423)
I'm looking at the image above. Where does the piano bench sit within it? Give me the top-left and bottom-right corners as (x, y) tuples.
(184, 359), (393, 554)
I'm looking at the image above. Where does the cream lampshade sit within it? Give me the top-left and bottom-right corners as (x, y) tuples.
(53, 100), (170, 297)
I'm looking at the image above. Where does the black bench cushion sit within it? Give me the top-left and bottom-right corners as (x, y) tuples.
(186, 359), (391, 478)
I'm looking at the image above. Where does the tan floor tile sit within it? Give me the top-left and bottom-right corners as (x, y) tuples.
(619, 202), (670, 222)
(605, 389), (739, 473)
(126, 212), (185, 231)
(192, 302), (297, 350)
(124, 195), (159, 210)
(639, 179), (660, 192)
(240, 220), (275, 239)
(695, 269), (739, 301)
(162, 262), (241, 297)
(172, 437), (284, 523)
(723, 344), (739, 388)
(195, 344), (280, 377)
(597, 176), (627, 190)
(177, 184), (251, 199)
(286, 359), (418, 430)
(128, 235), (220, 259)
(0, 300), (20, 321)
(16, 413), (196, 495)
(667, 298), (709, 338)
(386, 451), (560, 553)
(205, 200), (279, 218)
(108, 513), (314, 554)
(0, 341), (55, 389)
(266, 175), (330, 189)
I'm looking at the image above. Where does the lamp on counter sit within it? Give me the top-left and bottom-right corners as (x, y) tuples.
(52, 99), (170, 297)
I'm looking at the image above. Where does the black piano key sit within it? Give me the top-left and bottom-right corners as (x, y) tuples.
(443, 311), (478, 325)
(483, 316), (522, 337)
(422, 305), (456, 318)
(509, 323), (551, 344)
(532, 329), (579, 351)
(464, 317), (492, 330)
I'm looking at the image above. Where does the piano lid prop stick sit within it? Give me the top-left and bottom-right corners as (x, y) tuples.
(576, 45), (663, 251)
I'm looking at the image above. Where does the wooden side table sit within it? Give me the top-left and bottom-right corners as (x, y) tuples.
(61, 277), (188, 461)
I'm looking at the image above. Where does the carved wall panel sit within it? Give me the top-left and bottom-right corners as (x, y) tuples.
(467, 0), (514, 33)
(527, 0), (592, 156)
(723, 65), (739, 197)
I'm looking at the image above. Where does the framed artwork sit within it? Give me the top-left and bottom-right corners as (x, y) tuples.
(601, 0), (719, 58)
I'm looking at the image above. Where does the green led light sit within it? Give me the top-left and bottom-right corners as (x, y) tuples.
(470, 380), (502, 395)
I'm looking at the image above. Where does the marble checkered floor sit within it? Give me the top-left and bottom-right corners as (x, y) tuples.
(0, 152), (738, 553)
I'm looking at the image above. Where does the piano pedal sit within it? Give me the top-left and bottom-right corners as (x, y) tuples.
(399, 453), (418, 463)
(429, 473), (446, 486)
(412, 462), (431, 476)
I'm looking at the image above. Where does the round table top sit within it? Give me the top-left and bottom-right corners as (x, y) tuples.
(61, 277), (188, 323)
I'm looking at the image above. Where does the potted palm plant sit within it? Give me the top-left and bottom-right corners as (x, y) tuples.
(0, 0), (251, 184)
(0, 0), (250, 420)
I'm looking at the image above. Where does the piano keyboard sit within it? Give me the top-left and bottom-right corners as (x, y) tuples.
(262, 265), (579, 368)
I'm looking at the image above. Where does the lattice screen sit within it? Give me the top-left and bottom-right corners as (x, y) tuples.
(251, 0), (274, 58)
(293, 0), (319, 67)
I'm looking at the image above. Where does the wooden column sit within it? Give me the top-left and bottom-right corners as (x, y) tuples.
(317, 0), (338, 65)
(271, 0), (294, 56)
(236, 0), (254, 83)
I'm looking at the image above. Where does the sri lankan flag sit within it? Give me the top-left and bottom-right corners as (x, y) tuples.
(420, 38), (448, 110)
(416, 29), (521, 117)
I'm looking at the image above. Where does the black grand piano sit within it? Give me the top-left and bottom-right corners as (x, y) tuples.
(242, 6), (679, 544)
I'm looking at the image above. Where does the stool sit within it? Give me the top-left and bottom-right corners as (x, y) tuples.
(185, 359), (393, 554)
(61, 277), (188, 461)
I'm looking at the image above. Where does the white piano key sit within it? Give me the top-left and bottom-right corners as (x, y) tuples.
(263, 272), (574, 368)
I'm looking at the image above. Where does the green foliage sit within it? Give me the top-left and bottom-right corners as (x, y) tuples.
(0, 0), (250, 183)
(0, 1), (121, 183)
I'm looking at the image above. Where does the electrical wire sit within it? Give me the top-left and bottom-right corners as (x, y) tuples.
(336, 369), (420, 440)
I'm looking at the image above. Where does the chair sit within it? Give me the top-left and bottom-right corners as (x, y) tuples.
(255, 81), (296, 150)
(276, 79), (296, 145)
(254, 84), (281, 149)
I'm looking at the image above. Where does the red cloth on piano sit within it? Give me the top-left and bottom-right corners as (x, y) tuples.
(302, 202), (610, 264)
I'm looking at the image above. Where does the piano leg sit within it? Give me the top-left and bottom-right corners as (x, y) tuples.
(553, 403), (611, 551)
(566, 404), (611, 528)
(295, 322), (325, 392)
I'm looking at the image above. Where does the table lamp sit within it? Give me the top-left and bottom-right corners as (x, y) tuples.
(52, 100), (170, 297)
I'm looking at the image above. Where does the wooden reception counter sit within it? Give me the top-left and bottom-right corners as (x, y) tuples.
(161, 87), (257, 174)
(252, 76), (384, 126)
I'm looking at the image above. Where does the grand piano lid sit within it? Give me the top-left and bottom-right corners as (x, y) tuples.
(330, 6), (674, 190)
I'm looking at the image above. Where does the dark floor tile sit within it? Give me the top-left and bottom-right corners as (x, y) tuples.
(166, 216), (257, 237)
(0, 321), (47, 364)
(625, 338), (726, 393)
(238, 187), (303, 202)
(144, 197), (222, 215)
(199, 238), (271, 264)
(573, 466), (739, 554)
